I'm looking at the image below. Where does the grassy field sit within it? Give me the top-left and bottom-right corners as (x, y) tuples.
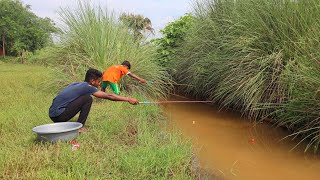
(0, 63), (195, 179)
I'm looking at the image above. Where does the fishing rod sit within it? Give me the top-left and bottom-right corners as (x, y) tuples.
(148, 81), (193, 86)
(139, 100), (214, 104)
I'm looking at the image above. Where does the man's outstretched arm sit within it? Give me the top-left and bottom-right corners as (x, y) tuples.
(93, 91), (139, 105)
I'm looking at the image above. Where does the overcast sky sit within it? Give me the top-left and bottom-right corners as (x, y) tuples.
(21, 0), (192, 37)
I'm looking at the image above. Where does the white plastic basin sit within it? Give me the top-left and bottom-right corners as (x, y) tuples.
(32, 122), (83, 143)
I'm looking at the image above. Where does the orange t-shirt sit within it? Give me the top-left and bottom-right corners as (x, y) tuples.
(102, 65), (130, 83)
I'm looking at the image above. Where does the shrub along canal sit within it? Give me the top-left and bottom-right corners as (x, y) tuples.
(162, 96), (320, 179)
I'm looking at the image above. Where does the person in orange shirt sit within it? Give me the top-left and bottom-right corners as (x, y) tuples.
(101, 60), (147, 94)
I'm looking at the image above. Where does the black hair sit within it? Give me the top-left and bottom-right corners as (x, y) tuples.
(84, 68), (102, 82)
(121, 60), (131, 69)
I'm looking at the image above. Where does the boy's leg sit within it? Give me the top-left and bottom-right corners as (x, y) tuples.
(101, 81), (108, 92)
(107, 81), (120, 95)
(50, 94), (93, 126)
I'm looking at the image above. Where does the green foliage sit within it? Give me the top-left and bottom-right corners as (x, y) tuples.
(119, 13), (154, 41)
(0, 55), (17, 63)
(174, 0), (320, 152)
(27, 47), (54, 65)
(152, 14), (194, 68)
(0, 0), (57, 56)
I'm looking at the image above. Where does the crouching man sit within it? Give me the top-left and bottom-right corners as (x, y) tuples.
(49, 68), (139, 132)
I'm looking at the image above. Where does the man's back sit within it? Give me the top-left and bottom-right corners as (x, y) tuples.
(49, 82), (97, 117)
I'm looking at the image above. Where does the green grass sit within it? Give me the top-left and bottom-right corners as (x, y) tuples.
(0, 56), (21, 64)
(0, 63), (195, 179)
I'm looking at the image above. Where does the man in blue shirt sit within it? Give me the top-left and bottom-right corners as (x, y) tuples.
(49, 68), (138, 132)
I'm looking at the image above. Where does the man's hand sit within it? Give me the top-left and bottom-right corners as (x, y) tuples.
(127, 98), (139, 105)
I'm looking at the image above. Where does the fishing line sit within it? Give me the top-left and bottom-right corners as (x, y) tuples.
(139, 100), (214, 104)
(167, 92), (192, 100)
(148, 81), (193, 86)
(249, 123), (256, 144)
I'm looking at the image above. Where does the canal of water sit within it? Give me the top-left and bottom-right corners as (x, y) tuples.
(162, 97), (320, 179)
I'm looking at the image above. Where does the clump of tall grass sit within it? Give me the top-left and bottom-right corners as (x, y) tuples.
(38, 1), (170, 98)
(173, 0), (320, 151)
(274, 57), (320, 152)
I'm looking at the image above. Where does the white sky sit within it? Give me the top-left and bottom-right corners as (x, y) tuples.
(21, 0), (192, 37)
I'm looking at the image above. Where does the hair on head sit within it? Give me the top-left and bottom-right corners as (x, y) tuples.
(121, 60), (131, 69)
(85, 68), (102, 82)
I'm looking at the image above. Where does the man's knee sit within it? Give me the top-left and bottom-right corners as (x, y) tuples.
(83, 94), (93, 104)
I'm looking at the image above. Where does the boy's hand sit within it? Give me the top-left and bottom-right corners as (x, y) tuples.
(146, 81), (153, 85)
(139, 79), (147, 83)
(127, 98), (139, 105)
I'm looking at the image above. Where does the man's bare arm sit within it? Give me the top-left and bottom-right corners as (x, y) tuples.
(93, 91), (139, 105)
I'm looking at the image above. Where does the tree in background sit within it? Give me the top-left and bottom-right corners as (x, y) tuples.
(0, 0), (57, 57)
(119, 13), (154, 41)
(152, 14), (193, 68)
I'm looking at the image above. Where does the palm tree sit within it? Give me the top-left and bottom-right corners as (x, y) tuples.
(119, 13), (154, 40)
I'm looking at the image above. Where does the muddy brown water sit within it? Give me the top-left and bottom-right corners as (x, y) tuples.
(161, 98), (320, 180)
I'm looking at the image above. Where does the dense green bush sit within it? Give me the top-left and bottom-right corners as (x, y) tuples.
(152, 14), (194, 69)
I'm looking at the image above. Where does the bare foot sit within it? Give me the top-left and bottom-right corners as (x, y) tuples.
(79, 127), (89, 133)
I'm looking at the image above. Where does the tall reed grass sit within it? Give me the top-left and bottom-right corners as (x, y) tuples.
(174, 0), (320, 152)
(38, 1), (170, 98)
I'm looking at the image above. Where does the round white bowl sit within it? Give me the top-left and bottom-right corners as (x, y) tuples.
(32, 122), (83, 143)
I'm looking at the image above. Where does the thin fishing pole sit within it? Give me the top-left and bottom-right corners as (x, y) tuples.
(149, 81), (193, 86)
(168, 92), (191, 100)
(139, 100), (214, 104)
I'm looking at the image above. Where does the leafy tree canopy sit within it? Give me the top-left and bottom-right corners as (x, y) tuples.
(0, 0), (57, 56)
(151, 14), (194, 67)
(119, 13), (154, 41)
